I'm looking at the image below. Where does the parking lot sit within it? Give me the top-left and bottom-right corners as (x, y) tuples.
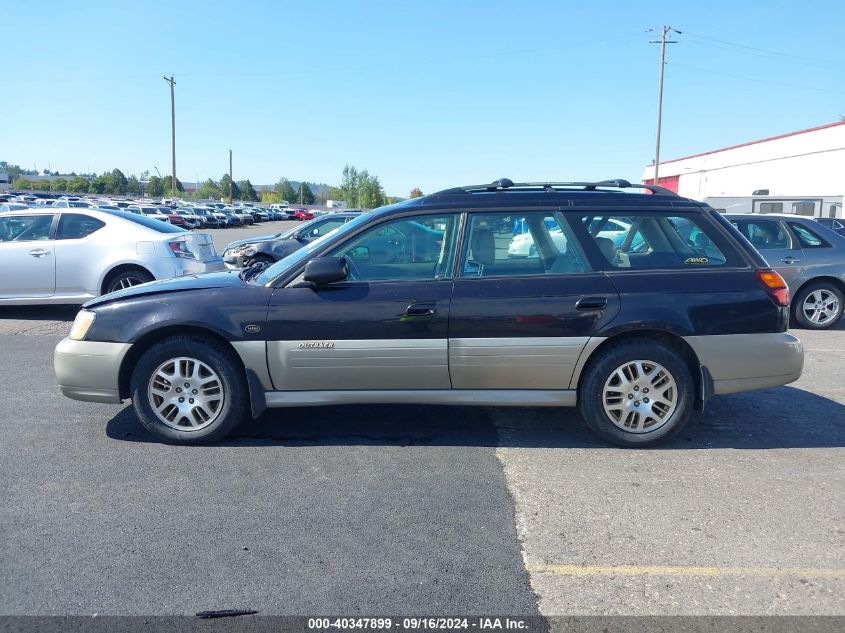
(0, 220), (843, 616)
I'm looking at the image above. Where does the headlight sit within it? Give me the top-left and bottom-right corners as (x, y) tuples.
(69, 309), (96, 341)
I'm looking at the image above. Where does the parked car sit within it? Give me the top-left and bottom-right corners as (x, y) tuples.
(128, 206), (171, 223)
(172, 208), (203, 229)
(724, 213), (845, 329)
(55, 178), (803, 447)
(0, 203), (30, 213)
(294, 208), (314, 221)
(508, 217), (633, 257)
(222, 212), (362, 268)
(191, 207), (222, 228)
(814, 217), (845, 237)
(52, 199), (93, 209)
(219, 210), (244, 227)
(0, 208), (224, 304)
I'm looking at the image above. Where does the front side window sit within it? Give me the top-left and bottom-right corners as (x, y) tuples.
(329, 214), (459, 281)
(789, 222), (828, 248)
(0, 215), (54, 242)
(731, 220), (791, 250)
(461, 212), (586, 277)
(581, 214), (728, 268)
(57, 213), (105, 240)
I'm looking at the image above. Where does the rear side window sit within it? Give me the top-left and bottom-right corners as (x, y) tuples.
(579, 214), (727, 269)
(461, 212), (587, 277)
(789, 222), (828, 248)
(730, 220), (791, 250)
(57, 213), (105, 240)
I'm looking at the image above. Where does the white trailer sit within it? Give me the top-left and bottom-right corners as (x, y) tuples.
(704, 195), (843, 218)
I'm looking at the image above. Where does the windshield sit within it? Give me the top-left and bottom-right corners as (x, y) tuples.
(253, 212), (371, 285)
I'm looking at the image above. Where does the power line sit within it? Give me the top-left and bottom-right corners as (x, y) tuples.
(683, 31), (843, 69)
(666, 61), (845, 94)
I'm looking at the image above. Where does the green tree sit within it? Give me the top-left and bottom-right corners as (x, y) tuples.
(161, 175), (184, 195)
(32, 180), (52, 191)
(295, 181), (316, 205)
(275, 178), (297, 203)
(239, 179), (259, 202)
(146, 175), (164, 197)
(67, 176), (90, 193)
(126, 175), (141, 196)
(1, 162), (26, 181)
(53, 178), (68, 192)
(356, 170), (385, 209)
(104, 168), (128, 195)
(89, 175), (108, 194)
(195, 178), (221, 200)
(11, 176), (31, 189)
(220, 174), (240, 201)
(410, 187), (423, 199)
(340, 165), (359, 207)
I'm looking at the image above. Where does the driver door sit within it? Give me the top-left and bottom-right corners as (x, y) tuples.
(265, 212), (461, 391)
(0, 214), (56, 299)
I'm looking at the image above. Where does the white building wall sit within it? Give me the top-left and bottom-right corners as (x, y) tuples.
(642, 122), (845, 199)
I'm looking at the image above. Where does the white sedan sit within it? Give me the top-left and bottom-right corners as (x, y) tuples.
(0, 208), (224, 304)
(508, 218), (632, 257)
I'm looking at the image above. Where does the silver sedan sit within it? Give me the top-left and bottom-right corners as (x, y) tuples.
(0, 207), (225, 304)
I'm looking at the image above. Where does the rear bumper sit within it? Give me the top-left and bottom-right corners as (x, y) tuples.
(54, 338), (132, 404)
(684, 332), (804, 395)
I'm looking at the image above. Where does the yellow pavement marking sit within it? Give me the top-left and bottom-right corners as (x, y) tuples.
(530, 564), (845, 578)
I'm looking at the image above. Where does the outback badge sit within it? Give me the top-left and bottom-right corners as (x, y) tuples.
(299, 341), (336, 349)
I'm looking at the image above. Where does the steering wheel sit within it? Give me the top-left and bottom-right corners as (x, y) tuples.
(343, 255), (361, 281)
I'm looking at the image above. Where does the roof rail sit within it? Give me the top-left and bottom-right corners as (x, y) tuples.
(433, 179), (678, 197)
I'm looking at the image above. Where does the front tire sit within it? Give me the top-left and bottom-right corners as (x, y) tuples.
(130, 336), (248, 444)
(579, 340), (694, 447)
(792, 282), (843, 329)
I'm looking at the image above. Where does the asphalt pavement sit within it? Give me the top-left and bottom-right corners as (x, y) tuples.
(0, 222), (843, 617)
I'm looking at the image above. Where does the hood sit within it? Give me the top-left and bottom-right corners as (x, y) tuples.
(224, 233), (286, 250)
(85, 271), (247, 308)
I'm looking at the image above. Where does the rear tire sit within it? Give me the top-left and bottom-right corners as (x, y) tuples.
(579, 340), (694, 447)
(130, 336), (248, 444)
(792, 282), (843, 329)
(105, 269), (153, 294)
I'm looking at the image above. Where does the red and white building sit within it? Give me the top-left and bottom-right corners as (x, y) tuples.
(641, 120), (845, 217)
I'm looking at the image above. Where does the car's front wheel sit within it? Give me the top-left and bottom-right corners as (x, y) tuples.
(579, 340), (694, 447)
(130, 336), (248, 444)
(792, 282), (843, 329)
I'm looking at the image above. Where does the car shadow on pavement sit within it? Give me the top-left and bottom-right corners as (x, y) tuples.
(0, 306), (78, 321)
(105, 385), (845, 450)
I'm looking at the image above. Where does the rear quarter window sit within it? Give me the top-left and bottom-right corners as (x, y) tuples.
(576, 213), (731, 269)
(789, 222), (829, 248)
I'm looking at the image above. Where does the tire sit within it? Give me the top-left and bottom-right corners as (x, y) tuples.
(244, 254), (276, 267)
(579, 339), (694, 447)
(130, 335), (248, 444)
(792, 282), (844, 330)
(105, 269), (154, 294)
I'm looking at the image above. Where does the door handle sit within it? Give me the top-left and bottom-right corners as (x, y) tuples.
(29, 248), (50, 258)
(405, 303), (437, 316)
(576, 296), (608, 310)
(780, 256), (801, 264)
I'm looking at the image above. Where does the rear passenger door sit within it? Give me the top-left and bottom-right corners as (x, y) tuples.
(53, 213), (107, 296)
(448, 211), (620, 390)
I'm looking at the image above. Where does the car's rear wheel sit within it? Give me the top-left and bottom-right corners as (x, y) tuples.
(130, 336), (248, 444)
(105, 269), (153, 294)
(579, 340), (694, 447)
(792, 282), (843, 329)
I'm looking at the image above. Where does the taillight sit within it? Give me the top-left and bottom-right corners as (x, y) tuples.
(168, 240), (196, 259)
(756, 269), (790, 307)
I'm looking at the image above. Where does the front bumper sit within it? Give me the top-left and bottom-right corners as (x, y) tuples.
(685, 332), (804, 395)
(54, 338), (133, 404)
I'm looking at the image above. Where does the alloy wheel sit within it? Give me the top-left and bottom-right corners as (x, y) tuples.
(147, 357), (225, 431)
(802, 289), (840, 325)
(602, 360), (678, 433)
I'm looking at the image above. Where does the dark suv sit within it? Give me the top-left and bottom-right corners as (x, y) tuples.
(54, 179), (803, 447)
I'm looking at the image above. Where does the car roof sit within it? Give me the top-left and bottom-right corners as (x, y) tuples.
(722, 213), (817, 221)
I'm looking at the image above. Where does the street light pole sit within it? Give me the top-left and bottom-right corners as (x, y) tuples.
(228, 149), (233, 204)
(649, 26), (680, 184)
(163, 75), (176, 199)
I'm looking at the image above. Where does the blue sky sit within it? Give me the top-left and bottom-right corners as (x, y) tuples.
(3, 0), (844, 196)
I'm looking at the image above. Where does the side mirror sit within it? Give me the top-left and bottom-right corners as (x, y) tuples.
(303, 257), (348, 285)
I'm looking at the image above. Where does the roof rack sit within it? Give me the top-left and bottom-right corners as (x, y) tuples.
(433, 178), (678, 197)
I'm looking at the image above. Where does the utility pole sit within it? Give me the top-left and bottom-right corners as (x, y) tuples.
(228, 149), (233, 204)
(649, 26), (680, 183)
(163, 75), (176, 199)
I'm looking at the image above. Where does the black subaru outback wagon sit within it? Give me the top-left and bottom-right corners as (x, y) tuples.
(55, 179), (804, 447)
